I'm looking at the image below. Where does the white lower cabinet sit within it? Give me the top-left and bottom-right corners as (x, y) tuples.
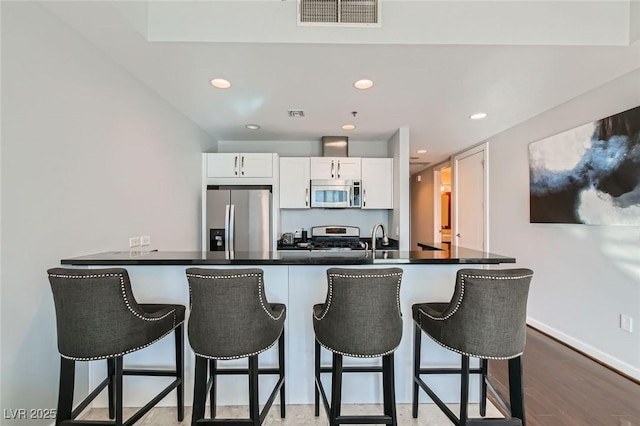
(361, 158), (393, 209)
(279, 157), (310, 209)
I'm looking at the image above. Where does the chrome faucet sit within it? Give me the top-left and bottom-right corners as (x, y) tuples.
(371, 223), (389, 252)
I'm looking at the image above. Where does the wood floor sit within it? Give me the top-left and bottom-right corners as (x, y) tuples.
(488, 326), (640, 426)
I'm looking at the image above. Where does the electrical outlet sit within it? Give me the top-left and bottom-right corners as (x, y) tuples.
(129, 237), (140, 248)
(620, 314), (633, 332)
(140, 235), (151, 246)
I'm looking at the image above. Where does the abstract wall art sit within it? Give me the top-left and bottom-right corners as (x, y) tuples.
(529, 105), (640, 225)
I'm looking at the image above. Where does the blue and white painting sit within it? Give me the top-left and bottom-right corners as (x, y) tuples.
(529, 105), (640, 224)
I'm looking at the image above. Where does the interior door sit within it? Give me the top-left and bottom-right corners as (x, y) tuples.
(452, 143), (488, 251)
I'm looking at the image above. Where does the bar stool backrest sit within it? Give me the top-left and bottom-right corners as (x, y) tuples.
(424, 268), (533, 359)
(185, 268), (285, 360)
(47, 267), (157, 360)
(314, 267), (403, 357)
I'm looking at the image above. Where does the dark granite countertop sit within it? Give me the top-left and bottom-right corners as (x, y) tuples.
(61, 247), (515, 266)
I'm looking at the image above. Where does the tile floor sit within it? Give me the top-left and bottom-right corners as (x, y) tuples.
(81, 402), (503, 425)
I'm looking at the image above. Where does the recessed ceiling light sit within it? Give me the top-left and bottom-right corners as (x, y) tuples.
(210, 78), (231, 89)
(417, 149), (427, 154)
(245, 124), (260, 130)
(469, 112), (487, 120)
(354, 79), (374, 90)
(341, 124), (356, 130)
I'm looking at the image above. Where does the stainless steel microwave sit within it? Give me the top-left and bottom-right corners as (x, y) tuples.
(310, 179), (361, 208)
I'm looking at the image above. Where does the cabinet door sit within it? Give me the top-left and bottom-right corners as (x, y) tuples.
(309, 157), (336, 179)
(279, 158), (310, 209)
(334, 157), (361, 179)
(310, 157), (361, 180)
(362, 158), (393, 209)
(206, 153), (273, 178)
(239, 153), (273, 178)
(206, 153), (240, 177)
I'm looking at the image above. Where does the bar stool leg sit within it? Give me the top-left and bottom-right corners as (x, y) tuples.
(114, 356), (124, 426)
(248, 355), (260, 426)
(192, 356), (208, 426)
(175, 325), (184, 421)
(278, 330), (286, 418)
(383, 354), (398, 426)
(508, 356), (526, 425)
(56, 357), (75, 426)
(459, 355), (470, 426)
(412, 323), (421, 418)
(209, 359), (217, 419)
(479, 358), (488, 416)
(107, 358), (115, 419)
(330, 353), (343, 426)
(314, 339), (321, 417)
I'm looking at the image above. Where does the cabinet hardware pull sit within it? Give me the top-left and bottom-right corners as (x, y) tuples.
(363, 189), (366, 207)
(241, 156), (245, 175)
(331, 160), (335, 178)
(337, 160), (341, 178)
(234, 155), (238, 176)
(305, 188), (309, 206)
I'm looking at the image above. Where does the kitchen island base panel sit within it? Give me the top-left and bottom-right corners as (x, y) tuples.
(82, 264), (491, 408)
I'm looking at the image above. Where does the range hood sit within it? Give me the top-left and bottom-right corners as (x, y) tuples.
(321, 136), (349, 157)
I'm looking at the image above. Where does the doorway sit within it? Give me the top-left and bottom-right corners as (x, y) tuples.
(432, 165), (452, 248)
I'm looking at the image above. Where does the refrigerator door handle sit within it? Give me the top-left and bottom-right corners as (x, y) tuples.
(224, 204), (231, 252)
(229, 204), (236, 252)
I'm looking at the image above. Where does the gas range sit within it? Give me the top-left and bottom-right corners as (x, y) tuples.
(309, 226), (366, 251)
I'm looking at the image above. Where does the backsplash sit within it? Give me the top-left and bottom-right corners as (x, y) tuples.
(280, 209), (391, 237)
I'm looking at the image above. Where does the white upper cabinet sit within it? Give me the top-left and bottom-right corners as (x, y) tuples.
(361, 158), (393, 209)
(279, 157), (310, 209)
(310, 157), (361, 180)
(206, 153), (273, 178)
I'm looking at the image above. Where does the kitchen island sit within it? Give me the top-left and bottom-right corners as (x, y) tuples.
(61, 248), (516, 409)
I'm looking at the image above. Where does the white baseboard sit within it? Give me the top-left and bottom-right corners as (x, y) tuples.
(527, 317), (640, 381)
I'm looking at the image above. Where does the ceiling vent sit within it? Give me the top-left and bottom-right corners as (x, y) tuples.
(288, 110), (305, 117)
(298, 0), (381, 27)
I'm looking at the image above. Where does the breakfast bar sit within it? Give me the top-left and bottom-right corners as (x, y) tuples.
(61, 247), (515, 409)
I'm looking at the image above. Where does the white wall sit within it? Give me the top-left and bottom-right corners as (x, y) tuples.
(217, 139), (389, 158)
(488, 69), (640, 379)
(0, 2), (215, 423)
(410, 170), (436, 249)
(388, 128), (411, 250)
(146, 1), (630, 46)
(631, 0), (640, 44)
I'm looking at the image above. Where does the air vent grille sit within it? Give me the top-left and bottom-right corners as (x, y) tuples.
(298, 0), (380, 27)
(288, 110), (305, 117)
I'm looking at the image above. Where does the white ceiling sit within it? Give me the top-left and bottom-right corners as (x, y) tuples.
(41, 1), (640, 174)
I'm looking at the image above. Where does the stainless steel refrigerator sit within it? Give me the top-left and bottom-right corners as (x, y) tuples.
(205, 185), (272, 253)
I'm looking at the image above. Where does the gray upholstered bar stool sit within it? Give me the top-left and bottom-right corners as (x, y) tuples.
(185, 268), (286, 426)
(313, 267), (403, 426)
(47, 267), (185, 426)
(412, 268), (534, 426)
